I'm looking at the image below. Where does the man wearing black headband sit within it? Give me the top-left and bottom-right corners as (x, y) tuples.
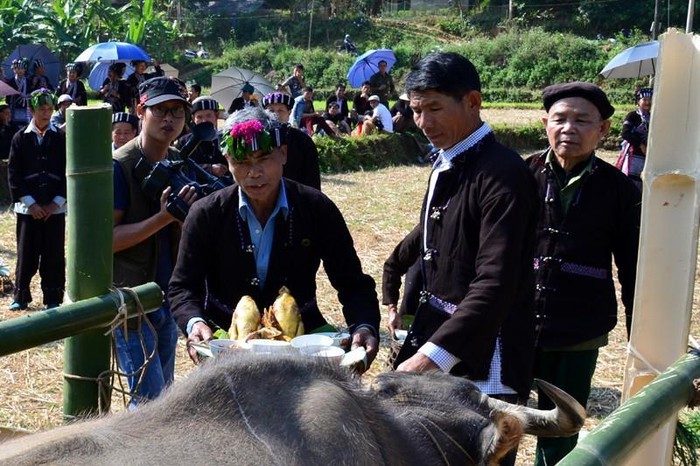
(174, 96), (228, 178)
(262, 91), (320, 189)
(526, 82), (641, 465)
(7, 89), (66, 311)
(169, 107), (380, 368)
(111, 112), (139, 150)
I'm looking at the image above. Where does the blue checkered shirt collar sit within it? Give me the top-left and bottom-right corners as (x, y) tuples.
(433, 121), (493, 170)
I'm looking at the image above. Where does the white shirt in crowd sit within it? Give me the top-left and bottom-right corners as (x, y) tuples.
(372, 103), (393, 133)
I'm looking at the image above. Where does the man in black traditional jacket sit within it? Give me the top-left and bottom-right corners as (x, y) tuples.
(7, 89), (66, 310)
(169, 107), (379, 367)
(526, 82), (641, 466)
(382, 53), (538, 444)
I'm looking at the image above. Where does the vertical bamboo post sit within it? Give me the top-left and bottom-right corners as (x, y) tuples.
(621, 29), (700, 465)
(62, 105), (114, 421)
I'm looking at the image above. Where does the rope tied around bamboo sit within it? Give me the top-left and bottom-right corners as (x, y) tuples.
(62, 287), (158, 413)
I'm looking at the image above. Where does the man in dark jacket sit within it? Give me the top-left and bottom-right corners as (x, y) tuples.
(325, 83), (350, 120)
(169, 107), (379, 367)
(527, 82), (641, 465)
(7, 89), (66, 310)
(382, 53), (538, 466)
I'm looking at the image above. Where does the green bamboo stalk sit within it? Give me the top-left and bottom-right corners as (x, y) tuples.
(0, 283), (163, 357)
(62, 105), (114, 420)
(559, 350), (700, 465)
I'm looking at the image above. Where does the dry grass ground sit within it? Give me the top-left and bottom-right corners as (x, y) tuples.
(0, 112), (698, 463)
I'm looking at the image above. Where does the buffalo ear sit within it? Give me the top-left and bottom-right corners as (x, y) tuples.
(483, 412), (523, 465)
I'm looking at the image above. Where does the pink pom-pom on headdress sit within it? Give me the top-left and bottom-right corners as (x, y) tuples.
(230, 120), (265, 145)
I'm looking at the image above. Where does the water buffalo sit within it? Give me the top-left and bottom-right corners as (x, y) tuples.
(0, 353), (585, 465)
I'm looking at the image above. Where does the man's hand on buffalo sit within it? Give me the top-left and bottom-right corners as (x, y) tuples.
(386, 303), (401, 337)
(351, 326), (378, 370)
(187, 321), (214, 364)
(396, 352), (439, 373)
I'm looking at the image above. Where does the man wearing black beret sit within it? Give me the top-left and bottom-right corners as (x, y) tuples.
(526, 82), (641, 465)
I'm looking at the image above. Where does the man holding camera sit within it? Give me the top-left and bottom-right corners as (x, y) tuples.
(169, 107), (380, 368)
(112, 76), (197, 408)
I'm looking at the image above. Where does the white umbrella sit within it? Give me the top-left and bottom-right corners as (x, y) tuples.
(600, 41), (659, 79)
(211, 66), (275, 112)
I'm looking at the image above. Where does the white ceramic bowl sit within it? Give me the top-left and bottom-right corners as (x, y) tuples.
(290, 334), (334, 350)
(248, 339), (293, 354)
(315, 332), (351, 348)
(208, 339), (251, 357)
(300, 345), (346, 364)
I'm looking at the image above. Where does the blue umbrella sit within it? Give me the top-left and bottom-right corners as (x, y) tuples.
(599, 41), (658, 79)
(75, 41), (151, 63)
(88, 62), (134, 91)
(347, 49), (396, 88)
(2, 44), (60, 88)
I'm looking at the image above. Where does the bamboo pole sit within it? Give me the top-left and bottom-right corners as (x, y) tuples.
(0, 283), (163, 357)
(560, 351), (700, 465)
(62, 105), (114, 420)
(620, 29), (700, 465)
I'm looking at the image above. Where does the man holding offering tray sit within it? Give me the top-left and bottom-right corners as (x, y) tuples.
(169, 107), (380, 367)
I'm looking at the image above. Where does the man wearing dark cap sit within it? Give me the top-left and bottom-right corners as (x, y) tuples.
(56, 63), (87, 106)
(174, 96), (229, 178)
(382, 52), (538, 465)
(262, 91), (321, 189)
(112, 76), (197, 408)
(111, 112), (139, 150)
(526, 81), (641, 465)
(227, 82), (257, 114)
